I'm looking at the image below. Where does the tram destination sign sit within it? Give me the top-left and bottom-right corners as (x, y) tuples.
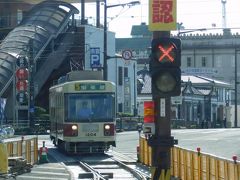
(75, 83), (106, 91)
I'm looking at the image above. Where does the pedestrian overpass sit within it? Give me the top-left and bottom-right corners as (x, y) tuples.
(0, 1), (85, 126)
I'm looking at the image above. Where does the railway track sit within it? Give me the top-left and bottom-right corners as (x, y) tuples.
(64, 154), (151, 179)
(44, 141), (151, 179)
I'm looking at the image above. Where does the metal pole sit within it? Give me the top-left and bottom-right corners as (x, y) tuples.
(235, 49), (238, 128)
(150, 31), (172, 180)
(29, 40), (34, 129)
(133, 62), (137, 116)
(103, 0), (108, 80)
(103, 1), (140, 81)
(96, 0), (100, 28)
(116, 57), (118, 113)
(81, 0), (85, 25)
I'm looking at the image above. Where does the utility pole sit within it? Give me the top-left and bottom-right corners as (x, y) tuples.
(103, 1), (140, 80)
(235, 49), (238, 128)
(103, 0), (107, 80)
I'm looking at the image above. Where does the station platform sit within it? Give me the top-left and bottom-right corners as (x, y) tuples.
(16, 163), (72, 180)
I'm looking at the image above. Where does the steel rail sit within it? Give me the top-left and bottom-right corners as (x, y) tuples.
(110, 156), (150, 180)
(78, 157), (150, 180)
(78, 161), (108, 180)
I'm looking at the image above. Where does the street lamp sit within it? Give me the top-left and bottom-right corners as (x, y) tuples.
(103, 0), (140, 80)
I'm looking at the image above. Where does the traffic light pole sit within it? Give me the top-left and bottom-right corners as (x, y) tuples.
(149, 31), (174, 179)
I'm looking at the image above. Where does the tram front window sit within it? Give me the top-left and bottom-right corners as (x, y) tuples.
(65, 93), (115, 122)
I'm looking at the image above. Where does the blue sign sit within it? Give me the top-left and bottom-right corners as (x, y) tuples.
(29, 107), (35, 113)
(90, 47), (101, 68)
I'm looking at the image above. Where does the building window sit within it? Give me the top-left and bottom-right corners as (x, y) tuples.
(118, 67), (123, 85)
(202, 57), (207, 67)
(187, 57), (192, 67)
(216, 56), (222, 68)
(118, 103), (123, 112)
(124, 67), (128, 77)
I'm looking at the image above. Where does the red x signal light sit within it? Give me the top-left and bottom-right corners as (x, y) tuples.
(150, 37), (181, 98)
(158, 44), (174, 62)
(151, 38), (181, 67)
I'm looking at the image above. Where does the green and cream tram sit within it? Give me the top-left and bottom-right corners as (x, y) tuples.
(49, 77), (116, 153)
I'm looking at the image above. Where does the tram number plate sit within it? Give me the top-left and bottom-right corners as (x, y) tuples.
(82, 124), (99, 132)
(85, 132), (97, 136)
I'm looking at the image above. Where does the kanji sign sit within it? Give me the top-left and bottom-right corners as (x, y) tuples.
(16, 68), (29, 80)
(16, 92), (28, 105)
(16, 80), (28, 91)
(16, 56), (28, 68)
(149, 0), (177, 31)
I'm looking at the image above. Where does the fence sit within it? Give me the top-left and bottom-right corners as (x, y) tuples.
(5, 136), (38, 164)
(139, 136), (240, 180)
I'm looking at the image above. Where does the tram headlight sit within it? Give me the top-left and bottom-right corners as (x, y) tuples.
(104, 124), (115, 136)
(104, 125), (110, 130)
(72, 125), (78, 130)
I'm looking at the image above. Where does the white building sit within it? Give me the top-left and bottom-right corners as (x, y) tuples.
(83, 25), (137, 115)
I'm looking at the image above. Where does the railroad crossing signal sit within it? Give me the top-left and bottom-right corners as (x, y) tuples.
(150, 37), (181, 97)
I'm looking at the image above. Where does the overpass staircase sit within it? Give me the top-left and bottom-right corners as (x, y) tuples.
(0, 1), (81, 122)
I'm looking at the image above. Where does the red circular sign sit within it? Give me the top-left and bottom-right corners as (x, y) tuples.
(122, 50), (132, 60)
(16, 68), (28, 80)
(16, 80), (28, 91)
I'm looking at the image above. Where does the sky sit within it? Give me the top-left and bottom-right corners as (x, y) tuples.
(73, 0), (240, 38)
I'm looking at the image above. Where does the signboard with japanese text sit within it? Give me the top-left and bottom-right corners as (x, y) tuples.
(182, 68), (217, 76)
(75, 83), (105, 91)
(90, 47), (101, 68)
(149, 0), (177, 31)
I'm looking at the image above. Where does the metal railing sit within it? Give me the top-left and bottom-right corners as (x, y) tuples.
(4, 136), (38, 165)
(139, 136), (240, 179)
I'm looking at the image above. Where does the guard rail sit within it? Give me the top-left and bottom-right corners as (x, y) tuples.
(139, 136), (240, 179)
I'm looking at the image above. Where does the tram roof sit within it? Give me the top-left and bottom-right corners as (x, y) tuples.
(50, 79), (115, 88)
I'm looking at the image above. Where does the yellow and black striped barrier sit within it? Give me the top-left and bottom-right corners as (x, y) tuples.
(0, 136), (38, 174)
(139, 135), (240, 180)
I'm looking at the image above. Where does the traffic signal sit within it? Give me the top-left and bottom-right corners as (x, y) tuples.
(150, 37), (181, 98)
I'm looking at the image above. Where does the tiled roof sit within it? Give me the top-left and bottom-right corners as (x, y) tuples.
(182, 81), (204, 95)
(181, 75), (209, 84)
(196, 76), (230, 86)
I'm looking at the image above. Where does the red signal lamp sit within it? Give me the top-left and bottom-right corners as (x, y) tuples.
(150, 37), (181, 98)
(151, 37), (181, 67)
